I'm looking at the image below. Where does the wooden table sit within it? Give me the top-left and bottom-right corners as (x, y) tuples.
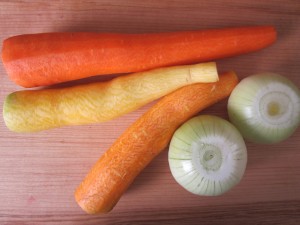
(0, 1), (299, 224)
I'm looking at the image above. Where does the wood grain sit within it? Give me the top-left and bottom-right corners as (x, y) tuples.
(0, 0), (299, 224)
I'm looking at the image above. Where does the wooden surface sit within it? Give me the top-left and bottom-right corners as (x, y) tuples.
(0, 1), (300, 224)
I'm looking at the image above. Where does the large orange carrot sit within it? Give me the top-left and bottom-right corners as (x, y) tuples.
(2, 26), (275, 87)
(75, 71), (239, 214)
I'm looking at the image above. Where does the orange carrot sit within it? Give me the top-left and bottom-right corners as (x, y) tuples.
(75, 71), (239, 214)
(2, 26), (275, 87)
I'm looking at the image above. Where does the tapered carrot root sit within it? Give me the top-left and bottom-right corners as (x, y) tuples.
(74, 71), (239, 214)
(2, 26), (276, 87)
(3, 62), (218, 133)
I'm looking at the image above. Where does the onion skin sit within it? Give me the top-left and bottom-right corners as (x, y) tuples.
(228, 73), (300, 144)
(168, 115), (247, 196)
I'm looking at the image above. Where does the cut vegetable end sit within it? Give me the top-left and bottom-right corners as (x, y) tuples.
(267, 102), (280, 116)
(228, 73), (300, 144)
(76, 196), (114, 214)
(168, 115), (247, 196)
(189, 62), (219, 83)
(3, 93), (19, 132)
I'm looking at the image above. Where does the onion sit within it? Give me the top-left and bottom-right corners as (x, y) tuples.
(228, 73), (300, 144)
(168, 115), (247, 196)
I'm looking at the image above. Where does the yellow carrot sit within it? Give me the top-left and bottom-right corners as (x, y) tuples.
(3, 62), (218, 133)
(75, 71), (239, 214)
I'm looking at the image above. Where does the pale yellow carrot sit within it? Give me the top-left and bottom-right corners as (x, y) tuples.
(3, 62), (218, 133)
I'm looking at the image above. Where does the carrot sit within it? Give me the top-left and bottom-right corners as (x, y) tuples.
(3, 62), (218, 133)
(74, 71), (239, 214)
(2, 26), (275, 88)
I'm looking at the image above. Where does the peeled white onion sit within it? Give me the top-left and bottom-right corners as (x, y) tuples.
(168, 115), (247, 196)
(228, 73), (300, 144)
